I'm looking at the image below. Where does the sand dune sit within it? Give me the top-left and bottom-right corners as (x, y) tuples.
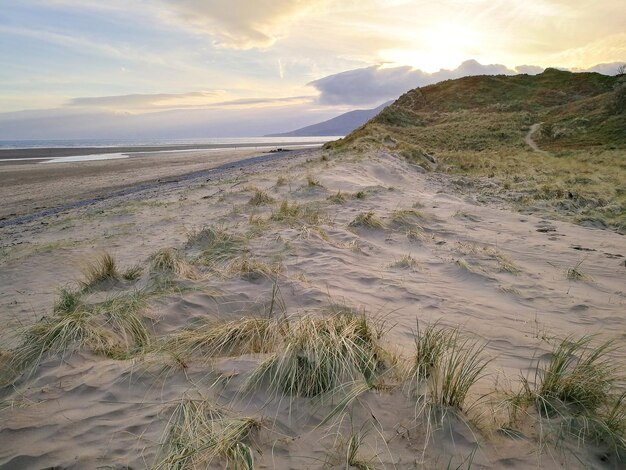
(0, 148), (624, 469)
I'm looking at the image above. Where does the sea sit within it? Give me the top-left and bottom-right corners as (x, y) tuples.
(0, 136), (342, 163)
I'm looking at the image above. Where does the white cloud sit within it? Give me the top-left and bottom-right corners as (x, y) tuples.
(309, 60), (516, 106)
(157, 0), (328, 49)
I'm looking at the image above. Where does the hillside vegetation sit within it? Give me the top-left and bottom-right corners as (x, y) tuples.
(327, 68), (626, 232)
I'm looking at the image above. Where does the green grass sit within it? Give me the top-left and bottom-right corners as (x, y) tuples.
(154, 398), (260, 470)
(122, 264), (144, 281)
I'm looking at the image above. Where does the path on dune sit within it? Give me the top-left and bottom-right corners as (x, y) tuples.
(0, 149), (306, 229)
(524, 123), (546, 153)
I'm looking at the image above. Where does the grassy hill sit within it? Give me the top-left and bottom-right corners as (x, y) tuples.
(327, 69), (626, 232)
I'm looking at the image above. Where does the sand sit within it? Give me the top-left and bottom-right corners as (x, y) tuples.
(0, 147), (625, 469)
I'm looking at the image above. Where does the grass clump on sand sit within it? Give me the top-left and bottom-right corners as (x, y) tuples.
(150, 248), (199, 279)
(270, 200), (325, 227)
(348, 211), (386, 230)
(155, 398), (261, 470)
(248, 188), (274, 206)
(79, 251), (120, 289)
(306, 174), (323, 187)
(187, 227), (246, 266)
(390, 208), (425, 227)
(1, 290), (151, 383)
(327, 190), (348, 204)
(506, 335), (626, 460)
(516, 336), (617, 418)
(229, 256), (282, 281)
(247, 312), (390, 399)
(165, 317), (284, 363)
(389, 255), (418, 270)
(405, 322), (490, 412)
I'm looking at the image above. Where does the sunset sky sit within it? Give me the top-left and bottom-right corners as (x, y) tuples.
(1, 0), (624, 138)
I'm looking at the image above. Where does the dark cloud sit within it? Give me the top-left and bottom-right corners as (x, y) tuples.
(309, 60), (517, 106)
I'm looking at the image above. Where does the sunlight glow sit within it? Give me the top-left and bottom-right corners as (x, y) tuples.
(380, 22), (483, 72)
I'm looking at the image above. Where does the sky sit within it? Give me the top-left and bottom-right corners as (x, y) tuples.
(0, 0), (624, 139)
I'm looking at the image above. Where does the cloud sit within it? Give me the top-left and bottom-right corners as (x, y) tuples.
(66, 91), (315, 112)
(157, 0), (327, 49)
(67, 92), (222, 110)
(309, 60), (516, 106)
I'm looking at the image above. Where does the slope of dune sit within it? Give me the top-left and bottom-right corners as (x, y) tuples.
(327, 69), (626, 232)
(0, 145), (625, 469)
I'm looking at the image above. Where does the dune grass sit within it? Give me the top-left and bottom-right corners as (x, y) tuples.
(389, 255), (418, 269)
(228, 256), (282, 281)
(79, 251), (120, 289)
(187, 227), (246, 266)
(517, 336), (617, 418)
(1, 290), (151, 383)
(154, 398), (261, 470)
(505, 335), (625, 460)
(390, 208), (425, 227)
(327, 190), (348, 204)
(164, 317), (284, 363)
(348, 211), (386, 229)
(246, 312), (389, 399)
(150, 248), (199, 280)
(248, 188), (274, 206)
(122, 264), (144, 281)
(405, 322), (489, 413)
(270, 200), (326, 226)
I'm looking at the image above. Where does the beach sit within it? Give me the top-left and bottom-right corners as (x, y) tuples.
(0, 147), (625, 468)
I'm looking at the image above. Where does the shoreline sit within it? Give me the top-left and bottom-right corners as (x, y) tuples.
(0, 140), (333, 161)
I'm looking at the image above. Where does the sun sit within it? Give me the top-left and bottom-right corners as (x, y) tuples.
(379, 22), (484, 72)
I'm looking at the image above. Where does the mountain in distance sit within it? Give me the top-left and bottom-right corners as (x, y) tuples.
(266, 101), (393, 137)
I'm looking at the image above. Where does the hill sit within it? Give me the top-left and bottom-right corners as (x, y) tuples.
(327, 69), (626, 232)
(266, 101), (391, 137)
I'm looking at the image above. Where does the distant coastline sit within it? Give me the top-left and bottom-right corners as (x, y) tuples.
(0, 137), (341, 162)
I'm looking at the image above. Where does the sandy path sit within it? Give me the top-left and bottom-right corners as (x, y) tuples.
(524, 123), (545, 152)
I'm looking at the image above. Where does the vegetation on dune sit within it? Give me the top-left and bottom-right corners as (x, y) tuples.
(506, 335), (626, 461)
(327, 69), (626, 232)
(154, 398), (261, 470)
(1, 289), (151, 383)
(246, 312), (391, 399)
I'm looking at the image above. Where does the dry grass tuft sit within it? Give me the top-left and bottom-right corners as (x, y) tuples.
(389, 255), (418, 270)
(246, 312), (390, 399)
(248, 188), (275, 206)
(165, 317), (285, 363)
(154, 398), (261, 470)
(349, 211), (386, 229)
(150, 248), (199, 279)
(405, 323), (490, 413)
(270, 200), (326, 226)
(79, 251), (120, 288)
(229, 256), (282, 281)
(187, 227), (246, 266)
(327, 190), (348, 204)
(2, 291), (151, 383)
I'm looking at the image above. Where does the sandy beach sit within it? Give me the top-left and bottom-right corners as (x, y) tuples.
(0, 147), (625, 469)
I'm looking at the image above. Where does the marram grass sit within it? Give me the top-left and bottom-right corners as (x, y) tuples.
(154, 398), (260, 470)
(246, 312), (389, 399)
